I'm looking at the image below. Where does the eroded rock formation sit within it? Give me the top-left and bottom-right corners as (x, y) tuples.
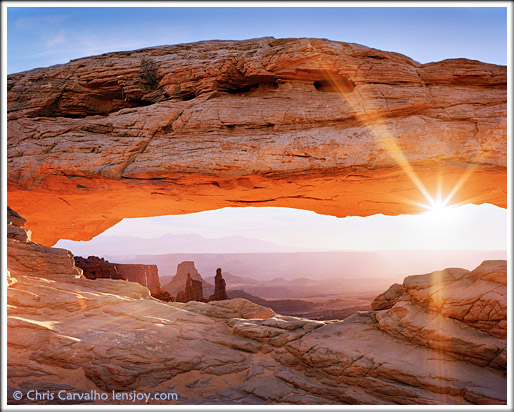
(163, 261), (213, 296)
(7, 207), (83, 280)
(176, 273), (206, 303)
(373, 262), (506, 373)
(5, 36), (508, 405)
(6, 37), (506, 245)
(7, 255), (506, 403)
(150, 287), (175, 302)
(73, 256), (161, 294)
(74, 256), (126, 280)
(371, 283), (404, 310)
(7, 206), (30, 243)
(6, 208), (507, 405)
(116, 264), (161, 294)
(209, 268), (229, 301)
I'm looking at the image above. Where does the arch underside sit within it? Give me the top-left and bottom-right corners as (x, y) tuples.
(7, 162), (506, 246)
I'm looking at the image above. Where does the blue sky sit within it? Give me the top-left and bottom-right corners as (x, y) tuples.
(7, 4), (509, 252)
(7, 6), (508, 74)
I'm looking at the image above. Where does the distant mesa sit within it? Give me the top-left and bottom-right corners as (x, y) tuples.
(227, 289), (369, 321)
(74, 256), (127, 281)
(205, 271), (260, 287)
(74, 256), (229, 304)
(116, 263), (161, 295)
(74, 256), (161, 294)
(162, 260), (214, 296)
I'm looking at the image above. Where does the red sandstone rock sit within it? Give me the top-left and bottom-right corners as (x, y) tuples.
(73, 256), (162, 293)
(208, 268), (229, 301)
(7, 206), (26, 227)
(7, 206), (31, 243)
(374, 261), (507, 373)
(151, 287), (175, 302)
(6, 38), (506, 245)
(176, 273), (206, 303)
(7, 207), (82, 280)
(116, 264), (161, 294)
(371, 283), (404, 310)
(7, 270), (17, 287)
(162, 261), (213, 296)
(74, 256), (126, 280)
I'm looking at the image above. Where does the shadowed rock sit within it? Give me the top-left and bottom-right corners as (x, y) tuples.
(7, 206), (30, 242)
(150, 287), (175, 302)
(208, 268), (229, 301)
(74, 256), (126, 280)
(371, 283), (404, 310)
(73, 256), (162, 294)
(176, 273), (206, 303)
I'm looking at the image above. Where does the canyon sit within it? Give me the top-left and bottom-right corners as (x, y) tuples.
(6, 208), (507, 404)
(72, 256), (230, 304)
(6, 37), (507, 405)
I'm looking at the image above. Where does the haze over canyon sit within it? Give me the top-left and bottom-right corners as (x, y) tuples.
(5, 35), (507, 406)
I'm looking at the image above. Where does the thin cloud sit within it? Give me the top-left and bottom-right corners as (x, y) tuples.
(23, 29), (150, 65)
(45, 30), (67, 47)
(14, 14), (68, 30)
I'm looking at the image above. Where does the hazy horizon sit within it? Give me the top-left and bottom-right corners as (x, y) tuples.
(107, 249), (507, 282)
(56, 204), (508, 256)
(57, 231), (508, 257)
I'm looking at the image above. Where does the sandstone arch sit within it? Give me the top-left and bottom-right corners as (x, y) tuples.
(7, 37), (506, 245)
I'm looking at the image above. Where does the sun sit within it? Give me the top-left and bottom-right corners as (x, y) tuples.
(423, 197), (453, 218)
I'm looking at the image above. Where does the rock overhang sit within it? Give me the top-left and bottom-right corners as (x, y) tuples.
(6, 37), (507, 245)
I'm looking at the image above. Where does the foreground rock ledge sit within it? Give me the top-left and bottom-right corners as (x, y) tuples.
(7, 215), (507, 405)
(7, 37), (506, 245)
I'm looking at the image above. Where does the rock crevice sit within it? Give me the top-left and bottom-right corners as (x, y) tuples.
(6, 208), (507, 405)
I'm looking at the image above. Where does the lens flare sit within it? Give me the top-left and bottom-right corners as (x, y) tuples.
(317, 58), (484, 217)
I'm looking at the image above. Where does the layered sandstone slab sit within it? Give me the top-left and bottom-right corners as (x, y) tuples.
(7, 37), (506, 245)
(6, 224), (507, 404)
(7, 207), (82, 279)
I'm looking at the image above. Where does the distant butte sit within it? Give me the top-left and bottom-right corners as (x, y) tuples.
(7, 37), (506, 245)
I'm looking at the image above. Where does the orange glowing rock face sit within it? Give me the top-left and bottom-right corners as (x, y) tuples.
(6, 37), (506, 246)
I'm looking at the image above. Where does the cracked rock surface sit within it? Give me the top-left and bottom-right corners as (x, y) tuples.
(7, 216), (507, 405)
(7, 37), (506, 245)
